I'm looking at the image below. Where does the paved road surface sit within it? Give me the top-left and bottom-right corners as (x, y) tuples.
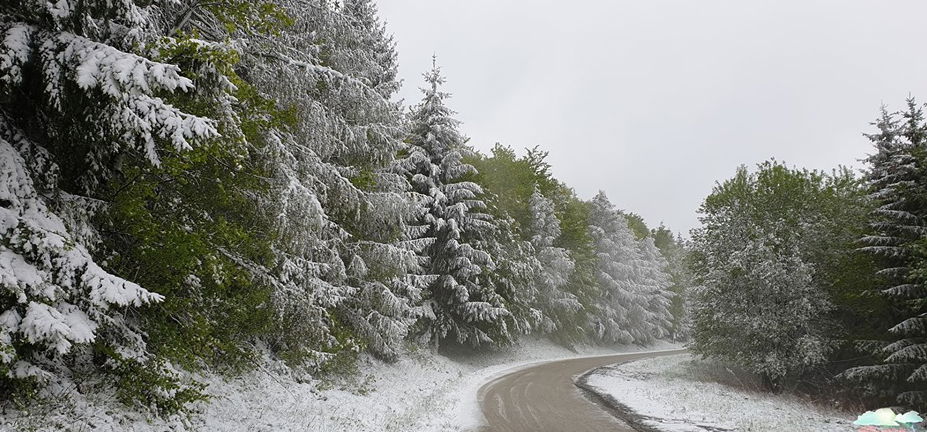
(477, 349), (686, 432)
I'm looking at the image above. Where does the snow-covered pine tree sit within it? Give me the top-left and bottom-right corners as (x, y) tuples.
(0, 0), (235, 401)
(528, 186), (580, 334)
(318, 0), (423, 362)
(338, 0), (401, 99)
(849, 99), (927, 408)
(636, 236), (674, 340)
(403, 59), (510, 347)
(237, 0), (421, 362)
(652, 227), (693, 341)
(477, 215), (541, 337)
(586, 192), (663, 344)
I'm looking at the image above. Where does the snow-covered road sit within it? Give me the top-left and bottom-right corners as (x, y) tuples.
(476, 349), (686, 432)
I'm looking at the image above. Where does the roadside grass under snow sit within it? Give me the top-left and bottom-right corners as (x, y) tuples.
(583, 353), (856, 432)
(2, 339), (680, 432)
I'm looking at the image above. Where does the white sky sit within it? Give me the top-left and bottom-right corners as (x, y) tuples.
(376, 0), (927, 234)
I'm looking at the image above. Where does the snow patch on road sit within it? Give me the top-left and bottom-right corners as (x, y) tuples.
(583, 353), (854, 432)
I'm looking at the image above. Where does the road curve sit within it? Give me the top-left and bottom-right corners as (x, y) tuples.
(477, 349), (686, 432)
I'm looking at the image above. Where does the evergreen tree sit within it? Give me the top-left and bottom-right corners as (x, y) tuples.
(403, 60), (509, 347)
(239, 0), (421, 362)
(477, 215), (541, 337)
(650, 225), (693, 340)
(848, 99), (927, 408)
(528, 186), (579, 334)
(0, 0), (278, 409)
(586, 192), (667, 344)
(339, 0), (400, 98)
(637, 236), (674, 339)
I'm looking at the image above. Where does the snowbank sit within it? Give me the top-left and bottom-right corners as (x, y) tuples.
(1, 339), (680, 432)
(581, 353), (855, 432)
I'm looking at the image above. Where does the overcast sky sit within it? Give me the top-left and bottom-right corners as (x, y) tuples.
(377, 0), (927, 234)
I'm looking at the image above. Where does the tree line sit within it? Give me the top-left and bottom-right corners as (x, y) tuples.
(0, 0), (685, 415)
(690, 99), (927, 411)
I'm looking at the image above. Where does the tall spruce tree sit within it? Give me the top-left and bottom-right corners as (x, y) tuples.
(403, 60), (510, 347)
(586, 192), (668, 344)
(651, 225), (693, 340)
(528, 186), (580, 334)
(637, 236), (674, 339)
(238, 0), (421, 362)
(0, 0), (286, 409)
(850, 99), (927, 408)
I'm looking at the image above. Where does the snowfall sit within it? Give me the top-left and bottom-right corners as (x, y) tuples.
(2, 341), (859, 432)
(583, 353), (856, 432)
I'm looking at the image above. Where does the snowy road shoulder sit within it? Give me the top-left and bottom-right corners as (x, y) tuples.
(2, 339), (680, 432)
(580, 354), (855, 432)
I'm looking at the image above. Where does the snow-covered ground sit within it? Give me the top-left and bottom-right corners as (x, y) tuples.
(2, 338), (680, 432)
(582, 353), (855, 432)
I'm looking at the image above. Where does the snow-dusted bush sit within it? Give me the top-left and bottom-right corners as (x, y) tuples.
(692, 229), (829, 383)
(690, 161), (872, 388)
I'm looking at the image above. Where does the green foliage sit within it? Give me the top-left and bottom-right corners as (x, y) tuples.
(349, 169), (378, 190)
(206, 1), (294, 36)
(307, 313), (364, 376)
(651, 224), (675, 253)
(467, 144), (604, 344)
(100, 28), (284, 374)
(93, 30), (287, 414)
(467, 144), (594, 248)
(0, 365), (38, 411)
(107, 352), (209, 418)
(691, 160), (887, 389)
(468, 144), (549, 233)
(704, 163), (881, 320)
(622, 212), (649, 240)
(103, 139), (275, 368)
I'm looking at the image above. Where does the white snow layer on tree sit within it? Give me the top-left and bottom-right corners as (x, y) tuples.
(402, 61), (509, 346)
(0, 23), (218, 168)
(0, 121), (163, 380)
(232, 0), (423, 360)
(0, 6), (214, 380)
(584, 354), (854, 432)
(527, 186), (579, 333)
(587, 192), (673, 345)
